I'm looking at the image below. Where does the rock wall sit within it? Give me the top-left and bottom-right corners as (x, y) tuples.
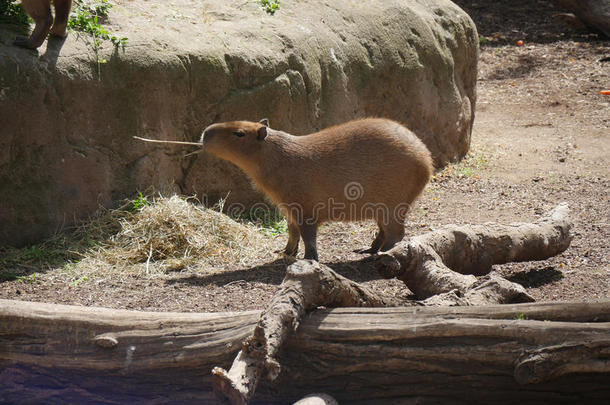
(0, 0), (478, 246)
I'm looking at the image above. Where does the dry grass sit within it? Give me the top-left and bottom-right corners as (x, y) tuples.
(1, 195), (277, 283)
(72, 195), (275, 279)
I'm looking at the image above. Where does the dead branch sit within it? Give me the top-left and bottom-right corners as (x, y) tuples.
(212, 260), (398, 404)
(376, 203), (572, 301)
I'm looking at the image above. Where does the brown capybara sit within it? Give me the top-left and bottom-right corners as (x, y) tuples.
(14, 0), (72, 49)
(201, 118), (433, 261)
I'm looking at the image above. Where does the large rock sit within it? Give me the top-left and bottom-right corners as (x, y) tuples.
(0, 0), (478, 246)
(552, 0), (610, 37)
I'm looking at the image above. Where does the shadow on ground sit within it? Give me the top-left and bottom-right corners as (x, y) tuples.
(486, 53), (547, 80)
(167, 254), (387, 288)
(507, 266), (564, 288)
(452, 0), (605, 45)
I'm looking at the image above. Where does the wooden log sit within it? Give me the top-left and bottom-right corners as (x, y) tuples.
(212, 260), (398, 404)
(375, 203), (571, 301)
(1, 299), (609, 404)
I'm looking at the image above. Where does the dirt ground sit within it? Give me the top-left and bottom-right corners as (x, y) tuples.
(1, 0), (608, 312)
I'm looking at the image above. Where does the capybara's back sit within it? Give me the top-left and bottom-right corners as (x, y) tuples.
(288, 118), (433, 223)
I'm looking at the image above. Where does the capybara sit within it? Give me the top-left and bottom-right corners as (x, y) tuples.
(14, 0), (72, 49)
(201, 118), (433, 261)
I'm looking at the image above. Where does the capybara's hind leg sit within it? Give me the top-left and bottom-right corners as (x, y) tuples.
(14, 0), (53, 49)
(379, 219), (405, 252)
(356, 222), (385, 254)
(283, 221), (300, 257)
(49, 0), (72, 38)
(299, 223), (319, 261)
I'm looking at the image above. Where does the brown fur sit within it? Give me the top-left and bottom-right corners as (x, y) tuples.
(14, 0), (73, 49)
(201, 118), (434, 260)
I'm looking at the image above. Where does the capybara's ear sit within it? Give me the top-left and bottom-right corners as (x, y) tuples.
(257, 126), (268, 140)
(259, 118), (269, 127)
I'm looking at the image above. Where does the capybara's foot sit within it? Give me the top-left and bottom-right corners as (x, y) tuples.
(354, 247), (379, 255)
(275, 247), (296, 256)
(49, 25), (68, 38)
(303, 250), (319, 261)
(284, 247), (298, 257)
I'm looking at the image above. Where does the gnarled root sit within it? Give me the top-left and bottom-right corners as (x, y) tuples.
(376, 203), (572, 303)
(212, 260), (397, 404)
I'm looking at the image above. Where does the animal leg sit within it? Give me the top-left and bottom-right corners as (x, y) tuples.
(283, 220), (300, 257)
(299, 223), (319, 261)
(14, 0), (53, 49)
(356, 222), (385, 254)
(379, 219), (405, 252)
(49, 0), (72, 38)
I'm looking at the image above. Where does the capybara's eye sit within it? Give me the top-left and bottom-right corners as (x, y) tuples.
(233, 131), (245, 138)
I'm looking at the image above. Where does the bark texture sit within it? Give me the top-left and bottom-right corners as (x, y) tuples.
(1, 299), (609, 404)
(212, 260), (398, 404)
(375, 203), (572, 303)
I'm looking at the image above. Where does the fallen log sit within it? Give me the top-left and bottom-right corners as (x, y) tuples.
(375, 203), (572, 302)
(1, 299), (609, 404)
(212, 260), (398, 404)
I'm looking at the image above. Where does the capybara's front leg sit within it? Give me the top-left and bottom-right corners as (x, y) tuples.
(357, 221), (386, 254)
(299, 223), (319, 261)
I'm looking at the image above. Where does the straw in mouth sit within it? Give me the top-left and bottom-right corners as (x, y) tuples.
(133, 136), (202, 147)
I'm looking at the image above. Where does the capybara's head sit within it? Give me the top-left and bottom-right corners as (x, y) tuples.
(200, 119), (269, 165)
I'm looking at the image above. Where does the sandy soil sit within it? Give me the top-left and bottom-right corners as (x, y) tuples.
(1, 0), (608, 312)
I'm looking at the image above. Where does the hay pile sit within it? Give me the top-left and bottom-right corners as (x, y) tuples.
(68, 195), (277, 279)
